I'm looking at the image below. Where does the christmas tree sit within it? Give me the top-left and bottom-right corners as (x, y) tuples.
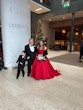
(35, 20), (43, 44)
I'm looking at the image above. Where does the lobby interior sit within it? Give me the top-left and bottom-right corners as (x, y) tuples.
(0, 0), (83, 110)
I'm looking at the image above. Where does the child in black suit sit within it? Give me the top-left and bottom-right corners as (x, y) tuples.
(16, 51), (26, 79)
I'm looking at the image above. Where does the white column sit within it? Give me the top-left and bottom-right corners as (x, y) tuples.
(1, 0), (31, 68)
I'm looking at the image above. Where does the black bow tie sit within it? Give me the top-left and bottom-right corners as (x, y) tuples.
(31, 45), (34, 46)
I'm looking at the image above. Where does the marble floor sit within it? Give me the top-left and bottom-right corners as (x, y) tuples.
(0, 50), (83, 110)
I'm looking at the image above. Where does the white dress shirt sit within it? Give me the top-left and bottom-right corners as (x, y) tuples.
(29, 45), (35, 52)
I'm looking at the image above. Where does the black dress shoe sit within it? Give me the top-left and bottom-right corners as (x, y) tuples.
(23, 73), (25, 77)
(27, 74), (29, 77)
(23, 75), (25, 77)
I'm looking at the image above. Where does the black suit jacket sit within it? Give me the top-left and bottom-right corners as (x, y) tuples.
(25, 44), (37, 60)
(16, 55), (26, 69)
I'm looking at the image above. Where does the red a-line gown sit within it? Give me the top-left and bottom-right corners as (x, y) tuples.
(31, 49), (61, 80)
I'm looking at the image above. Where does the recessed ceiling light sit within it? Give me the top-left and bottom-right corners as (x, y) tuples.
(35, 8), (42, 12)
(49, 19), (51, 21)
(62, 16), (65, 19)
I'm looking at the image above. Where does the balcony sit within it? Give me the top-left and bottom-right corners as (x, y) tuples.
(33, 0), (51, 8)
(30, 0), (51, 14)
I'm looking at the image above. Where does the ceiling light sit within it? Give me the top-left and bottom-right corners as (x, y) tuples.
(62, 16), (65, 19)
(35, 8), (42, 12)
(62, 30), (66, 34)
(75, 32), (79, 36)
(49, 19), (51, 21)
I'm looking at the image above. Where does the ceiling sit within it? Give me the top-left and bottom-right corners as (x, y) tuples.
(42, 10), (83, 22)
(30, 0), (51, 14)
(0, 0), (83, 23)
(0, 0), (50, 22)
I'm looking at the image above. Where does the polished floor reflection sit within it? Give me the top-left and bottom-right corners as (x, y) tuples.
(0, 51), (83, 110)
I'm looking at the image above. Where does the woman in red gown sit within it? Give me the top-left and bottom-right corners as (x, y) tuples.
(31, 40), (61, 80)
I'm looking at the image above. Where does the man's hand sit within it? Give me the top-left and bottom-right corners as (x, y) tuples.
(27, 56), (30, 60)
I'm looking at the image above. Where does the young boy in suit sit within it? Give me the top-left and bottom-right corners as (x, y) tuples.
(16, 51), (26, 79)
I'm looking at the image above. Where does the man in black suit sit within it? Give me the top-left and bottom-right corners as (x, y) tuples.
(79, 40), (83, 61)
(25, 38), (37, 76)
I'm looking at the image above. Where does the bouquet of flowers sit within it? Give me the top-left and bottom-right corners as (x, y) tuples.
(37, 54), (46, 61)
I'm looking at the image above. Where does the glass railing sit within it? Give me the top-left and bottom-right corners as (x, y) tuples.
(32, 0), (51, 9)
